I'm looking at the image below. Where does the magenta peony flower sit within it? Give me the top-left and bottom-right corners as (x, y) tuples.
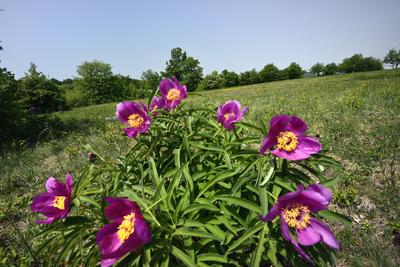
(149, 96), (166, 116)
(159, 76), (187, 110)
(217, 100), (248, 131)
(31, 173), (73, 224)
(260, 115), (322, 160)
(116, 101), (151, 138)
(259, 184), (339, 262)
(96, 197), (152, 267)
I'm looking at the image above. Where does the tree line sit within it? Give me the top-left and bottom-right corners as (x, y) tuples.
(0, 46), (397, 145)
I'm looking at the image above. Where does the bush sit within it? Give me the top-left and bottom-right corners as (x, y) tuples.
(339, 54), (383, 73)
(221, 69), (240, 87)
(282, 62), (303, 79)
(197, 71), (224, 90)
(259, 64), (280, 82)
(30, 82), (348, 266)
(19, 63), (66, 113)
(0, 67), (24, 142)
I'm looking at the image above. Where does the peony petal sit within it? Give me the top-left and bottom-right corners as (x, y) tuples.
(31, 193), (64, 217)
(269, 115), (289, 136)
(100, 258), (118, 267)
(260, 136), (276, 154)
(134, 218), (152, 244)
(271, 148), (310, 161)
(280, 217), (312, 262)
(159, 78), (175, 96)
(297, 225), (321, 246)
(259, 203), (280, 222)
(288, 116), (308, 135)
(276, 184), (329, 213)
(280, 216), (292, 242)
(297, 136), (322, 154)
(124, 127), (139, 138)
(65, 173), (73, 196)
(297, 189), (330, 212)
(45, 177), (68, 196)
(116, 102), (135, 123)
(178, 84), (188, 99)
(96, 222), (124, 256)
(306, 184), (332, 203)
(36, 217), (57, 224)
(104, 197), (142, 222)
(309, 218), (340, 250)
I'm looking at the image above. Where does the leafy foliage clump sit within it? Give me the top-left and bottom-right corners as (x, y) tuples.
(31, 87), (348, 266)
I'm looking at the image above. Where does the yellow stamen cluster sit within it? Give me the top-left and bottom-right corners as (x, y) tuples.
(128, 113), (144, 128)
(282, 204), (310, 230)
(117, 213), (136, 243)
(166, 88), (181, 101)
(224, 112), (235, 120)
(52, 196), (66, 210)
(277, 131), (299, 152)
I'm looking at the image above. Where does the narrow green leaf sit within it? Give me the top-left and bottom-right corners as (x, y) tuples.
(78, 196), (101, 209)
(251, 224), (267, 267)
(174, 227), (221, 241)
(260, 166), (275, 186)
(226, 223), (264, 253)
(215, 195), (261, 213)
(318, 210), (352, 226)
(197, 253), (229, 263)
(171, 246), (197, 267)
(182, 203), (220, 216)
(196, 168), (240, 200)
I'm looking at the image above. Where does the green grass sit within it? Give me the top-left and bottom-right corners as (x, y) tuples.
(1, 70), (399, 266)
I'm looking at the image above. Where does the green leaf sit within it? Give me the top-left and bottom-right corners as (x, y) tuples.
(214, 195), (261, 213)
(226, 223), (264, 253)
(318, 210), (352, 226)
(171, 246), (197, 267)
(251, 224), (267, 267)
(204, 224), (226, 242)
(147, 84), (159, 109)
(236, 121), (263, 133)
(267, 240), (279, 267)
(196, 168), (240, 200)
(182, 203), (220, 216)
(259, 166), (275, 186)
(174, 227), (222, 241)
(259, 187), (268, 215)
(197, 253), (229, 263)
(77, 196), (101, 209)
(320, 175), (342, 187)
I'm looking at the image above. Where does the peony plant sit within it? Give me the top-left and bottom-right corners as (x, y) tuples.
(30, 77), (350, 266)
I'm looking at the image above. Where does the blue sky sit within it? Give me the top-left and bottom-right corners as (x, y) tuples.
(1, 0), (399, 79)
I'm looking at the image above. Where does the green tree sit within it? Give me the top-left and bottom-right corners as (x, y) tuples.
(323, 63), (338, 75)
(0, 67), (23, 141)
(310, 63), (324, 76)
(339, 54), (383, 73)
(142, 69), (161, 96)
(383, 48), (400, 69)
(338, 54), (364, 73)
(239, 69), (261, 85)
(221, 69), (240, 87)
(163, 47), (203, 91)
(76, 60), (120, 104)
(283, 62), (303, 79)
(362, 57), (383, 71)
(197, 71), (224, 90)
(19, 63), (65, 113)
(114, 74), (143, 99)
(259, 64), (280, 82)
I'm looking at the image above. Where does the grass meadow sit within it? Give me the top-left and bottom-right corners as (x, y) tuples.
(1, 70), (399, 266)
